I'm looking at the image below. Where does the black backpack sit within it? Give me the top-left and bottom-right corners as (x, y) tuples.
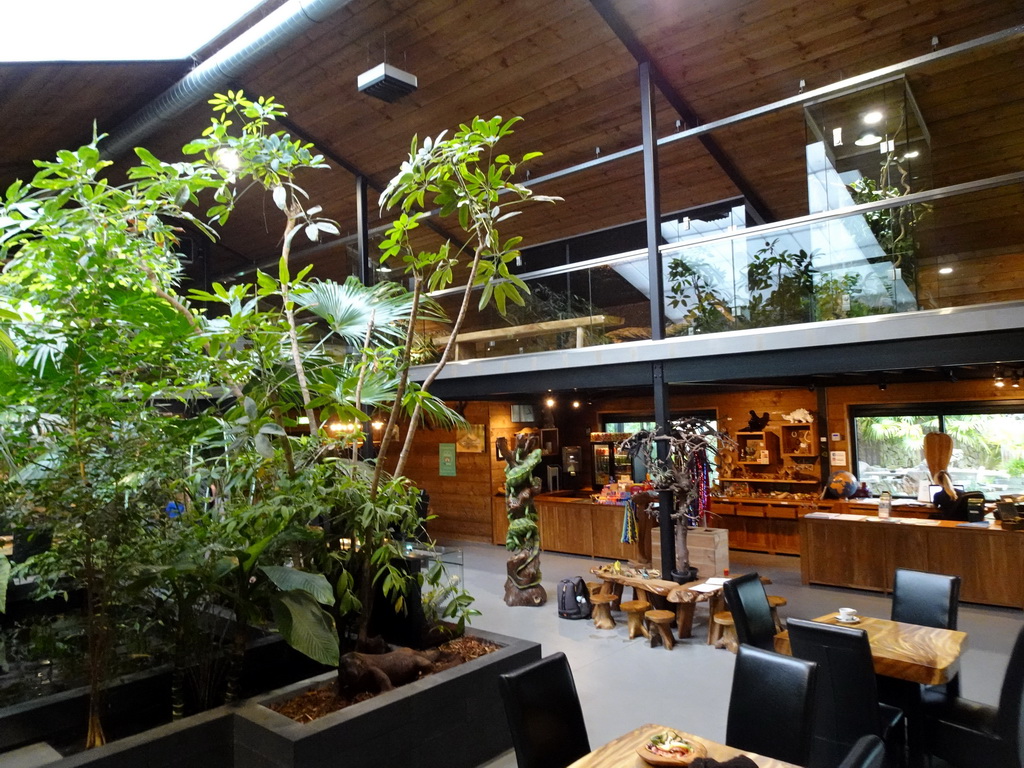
(557, 577), (592, 620)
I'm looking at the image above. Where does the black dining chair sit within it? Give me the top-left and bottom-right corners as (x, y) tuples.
(726, 643), (818, 767)
(891, 568), (962, 698)
(838, 734), (887, 768)
(787, 617), (904, 768)
(722, 572), (777, 650)
(498, 652), (591, 768)
(920, 623), (1024, 768)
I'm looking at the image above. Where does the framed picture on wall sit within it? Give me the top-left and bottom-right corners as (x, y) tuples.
(510, 404), (534, 423)
(456, 424), (486, 453)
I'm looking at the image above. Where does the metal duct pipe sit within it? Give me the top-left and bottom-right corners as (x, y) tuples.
(102, 0), (354, 159)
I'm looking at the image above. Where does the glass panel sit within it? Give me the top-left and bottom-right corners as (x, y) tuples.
(944, 414), (1024, 496)
(416, 180), (1022, 362)
(854, 415), (939, 496)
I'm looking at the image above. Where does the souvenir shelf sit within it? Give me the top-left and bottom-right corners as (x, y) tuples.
(720, 425), (821, 498)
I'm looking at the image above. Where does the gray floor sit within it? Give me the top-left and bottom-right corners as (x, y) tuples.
(450, 540), (1021, 768)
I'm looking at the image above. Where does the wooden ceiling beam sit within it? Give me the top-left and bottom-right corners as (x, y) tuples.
(589, 0), (774, 224)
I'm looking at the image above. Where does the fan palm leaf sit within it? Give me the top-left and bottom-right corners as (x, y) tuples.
(293, 277), (443, 348)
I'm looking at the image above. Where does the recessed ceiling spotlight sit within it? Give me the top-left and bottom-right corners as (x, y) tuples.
(572, 400), (580, 409)
(545, 397), (555, 408)
(854, 130), (883, 147)
(862, 110), (884, 125)
(938, 267), (954, 275)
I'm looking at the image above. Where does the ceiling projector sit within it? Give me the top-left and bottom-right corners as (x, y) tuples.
(357, 63), (418, 103)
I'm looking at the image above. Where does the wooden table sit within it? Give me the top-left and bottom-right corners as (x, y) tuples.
(665, 581), (725, 640)
(774, 613), (967, 685)
(567, 723), (800, 768)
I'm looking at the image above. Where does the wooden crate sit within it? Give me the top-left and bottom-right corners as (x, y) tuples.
(651, 527), (729, 578)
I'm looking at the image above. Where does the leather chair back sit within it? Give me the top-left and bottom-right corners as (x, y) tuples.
(891, 568), (961, 630)
(499, 652), (591, 768)
(995, 624), (1024, 758)
(723, 572), (776, 650)
(787, 617), (886, 761)
(838, 734), (886, 768)
(726, 644), (818, 766)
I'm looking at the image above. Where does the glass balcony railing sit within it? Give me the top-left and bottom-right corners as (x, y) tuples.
(416, 172), (1023, 363)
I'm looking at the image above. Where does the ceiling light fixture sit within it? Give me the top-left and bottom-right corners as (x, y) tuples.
(545, 397), (556, 408)
(904, 150), (920, 159)
(572, 400), (580, 409)
(862, 110), (884, 125)
(357, 63), (418, 102)
(939, 267), (954, 275)
(855, 130), (883, 147)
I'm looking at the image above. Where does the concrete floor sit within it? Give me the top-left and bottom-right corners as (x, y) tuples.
(453, 540), (1022, 768)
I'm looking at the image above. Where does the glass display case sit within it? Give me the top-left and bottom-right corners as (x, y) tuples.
(590, 432), (643, 487)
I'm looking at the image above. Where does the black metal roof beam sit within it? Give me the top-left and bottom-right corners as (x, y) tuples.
(589, 0), (773, 224)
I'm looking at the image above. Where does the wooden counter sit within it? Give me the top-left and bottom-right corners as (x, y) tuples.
(709, 496), (934, 556)
(491, 494), (636, 561)
(800, 515), (1024, 608)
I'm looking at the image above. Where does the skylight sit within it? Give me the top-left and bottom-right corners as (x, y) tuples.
(3, 0), (268, 63)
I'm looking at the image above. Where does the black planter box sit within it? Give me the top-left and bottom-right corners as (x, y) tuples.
(235, 628), (539, 768)
(1, 629), (539, 768)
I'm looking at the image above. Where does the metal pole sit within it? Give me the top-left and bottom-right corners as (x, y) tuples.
(653, 363), (675, 577)
(356, 175), (371, 286)
(640, 60), (666, 341)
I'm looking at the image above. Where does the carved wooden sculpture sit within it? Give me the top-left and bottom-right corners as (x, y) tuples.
(497, 432), (547, 607)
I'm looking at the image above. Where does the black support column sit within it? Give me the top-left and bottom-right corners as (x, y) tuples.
(640, 60), (675, 575)
(356, 174), (372, 285)
(640, 60), (666, 341)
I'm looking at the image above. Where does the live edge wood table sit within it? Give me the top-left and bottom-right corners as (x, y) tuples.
(800, 515), (1024, 608)
(774, 614), (967, 685)
(567, 723), (800, 768)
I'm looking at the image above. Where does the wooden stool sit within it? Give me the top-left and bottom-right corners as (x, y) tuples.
(620, 600), (652, 640)
(586, 581), (603, 599)
(645, 609), (676, 650)
(590, 593), (617, 630)
(710, 611), (738, 652)
(768, 595), (788, 633)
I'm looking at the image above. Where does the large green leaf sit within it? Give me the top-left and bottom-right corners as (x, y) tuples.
(260, 565), (335, 605)
(270, 590), (339, 667)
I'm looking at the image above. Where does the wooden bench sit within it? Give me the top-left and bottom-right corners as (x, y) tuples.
(432, 314), (624, 361)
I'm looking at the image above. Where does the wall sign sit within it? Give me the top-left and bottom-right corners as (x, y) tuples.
(439, 443), (457, 476)
(830, 450), (847, 466)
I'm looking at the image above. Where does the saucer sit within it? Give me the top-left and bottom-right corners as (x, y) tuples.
(835, 615), (860, 624)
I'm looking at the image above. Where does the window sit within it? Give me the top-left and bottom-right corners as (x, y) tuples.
(852, 403), (1024, 497)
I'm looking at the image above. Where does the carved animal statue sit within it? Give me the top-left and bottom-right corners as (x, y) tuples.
(338, 647), (439, 695)
(740, 411), (770, 432)
(783, 408), (814, 423)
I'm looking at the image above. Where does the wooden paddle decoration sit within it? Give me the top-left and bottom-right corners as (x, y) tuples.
(924, 431), (953, 483)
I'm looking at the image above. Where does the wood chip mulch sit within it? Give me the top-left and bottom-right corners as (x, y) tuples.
(267, 635), (500, 724)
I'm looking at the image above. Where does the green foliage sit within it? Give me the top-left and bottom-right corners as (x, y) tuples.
(745, 239), (817, 326)
(666, 258), (735, 335)
(379, 115), (558, 316)
(0, 92), (492, 733)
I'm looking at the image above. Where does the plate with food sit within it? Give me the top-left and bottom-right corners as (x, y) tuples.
(636, 730), (708, 765)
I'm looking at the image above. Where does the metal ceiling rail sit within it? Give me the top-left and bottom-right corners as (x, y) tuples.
(426, 169), (1024, 297)
(523, 25), (1024, 191)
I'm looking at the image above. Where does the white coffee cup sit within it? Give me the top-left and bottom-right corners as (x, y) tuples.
(838, 607), (857, 621)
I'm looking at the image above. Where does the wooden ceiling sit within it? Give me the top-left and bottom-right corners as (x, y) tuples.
(1, 0), (1021, 289)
